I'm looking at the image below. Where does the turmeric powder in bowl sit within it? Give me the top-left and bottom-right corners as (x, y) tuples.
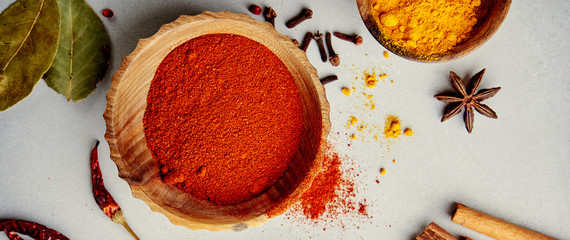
(370, 0), (481, 59)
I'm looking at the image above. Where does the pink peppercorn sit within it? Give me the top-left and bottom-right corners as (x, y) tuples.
(102, 9), (114, 18)
(249, 5), (262, 15)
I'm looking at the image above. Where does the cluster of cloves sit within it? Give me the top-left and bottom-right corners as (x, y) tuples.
(314, 31), (362, 85)
(284, 8), (362, 84)
(247, 5), (363, 85)
(309, 31), (363, 67)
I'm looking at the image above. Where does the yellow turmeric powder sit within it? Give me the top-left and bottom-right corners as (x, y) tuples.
(364, 71), (388, 88)
(371, 0), (481, 57)
(384, 115), (402, 138)
(362, 92), (376, 110)
(404, 128), (413, 136)
(349, 116), (358, 126)
(365, 73), (378, 88)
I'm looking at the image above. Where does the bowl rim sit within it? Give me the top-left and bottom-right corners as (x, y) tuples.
(103, 11), (331, 231)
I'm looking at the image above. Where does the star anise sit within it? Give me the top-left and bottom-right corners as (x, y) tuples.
(434, 69), (500, 133)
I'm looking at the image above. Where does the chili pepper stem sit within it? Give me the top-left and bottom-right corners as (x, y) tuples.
(112, 209), (140, 240)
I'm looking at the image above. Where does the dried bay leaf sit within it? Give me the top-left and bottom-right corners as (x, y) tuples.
(44, 0), (110, 101)
(0, 0), (60, 111)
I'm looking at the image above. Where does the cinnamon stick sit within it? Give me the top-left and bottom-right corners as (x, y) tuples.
(452, 203), (556, 240)
(416, 222), (458, 240)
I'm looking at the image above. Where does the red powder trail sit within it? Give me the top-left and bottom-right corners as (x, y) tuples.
(298, 152), (343, 219)
(292, 148), (369, 223)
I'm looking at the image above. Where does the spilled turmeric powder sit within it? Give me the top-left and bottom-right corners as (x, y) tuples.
(349, 134), (356, 140)
(362, 93), (376, 110)
(365, 73), (378, 88)
(363, 71), (388, 88)
(370, 0), (481, 57)
(404, 128), (413, 136)
(384, 115), (402, 138)
(384, 116), (414, 139)
(348, 116), (358, 126)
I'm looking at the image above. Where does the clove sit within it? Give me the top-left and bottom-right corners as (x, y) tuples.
(333, 32), (363, 45)
(292, 39), (299, 47)
(300, 32), (313, 52)
(264, 7), (277, 26)
(313, 31), (327, 62)
(286, 8), (313, 28)
(325, 32), (340, 66)
(320, 75), (339, 85)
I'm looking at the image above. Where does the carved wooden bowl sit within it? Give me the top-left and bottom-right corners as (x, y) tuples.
(357, 0), (512, 62)
(104, 11), (330, 231)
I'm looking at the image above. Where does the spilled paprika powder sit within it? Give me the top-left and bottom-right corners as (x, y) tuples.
(283, 146), (369, 223)
(143, 34), (304, 206)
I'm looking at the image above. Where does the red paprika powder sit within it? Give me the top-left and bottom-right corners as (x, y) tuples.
(288, 147), (369, 223)
(298, 150), (344, 219)
(143, 34), (303, 206)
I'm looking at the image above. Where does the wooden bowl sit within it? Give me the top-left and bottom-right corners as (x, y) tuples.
(356, 0), (512, 62)
(104, 11), (330, 231)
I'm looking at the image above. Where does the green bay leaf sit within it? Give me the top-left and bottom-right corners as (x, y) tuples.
(44, 0), (110, 102)
(0, 0), (61, 111)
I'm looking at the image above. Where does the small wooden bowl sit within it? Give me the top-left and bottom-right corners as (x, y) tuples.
(104, 11), (330, 231)
(356, 0), (512, 62)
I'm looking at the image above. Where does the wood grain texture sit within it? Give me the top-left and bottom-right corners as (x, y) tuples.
(452, 203), (556, 240)
(356, 0), (512, 62)
(416, 222), (458, 240)
(103, 11), (330, 231)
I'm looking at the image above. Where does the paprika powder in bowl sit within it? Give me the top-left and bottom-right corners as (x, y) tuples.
(103, 11), (330, 231)
(356, 0), (511, 62)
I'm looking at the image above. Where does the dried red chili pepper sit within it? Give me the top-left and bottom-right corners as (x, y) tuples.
(0, 219), (69, 240)
(91, 141), (140, 240)
(6, 231), (23, 240)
